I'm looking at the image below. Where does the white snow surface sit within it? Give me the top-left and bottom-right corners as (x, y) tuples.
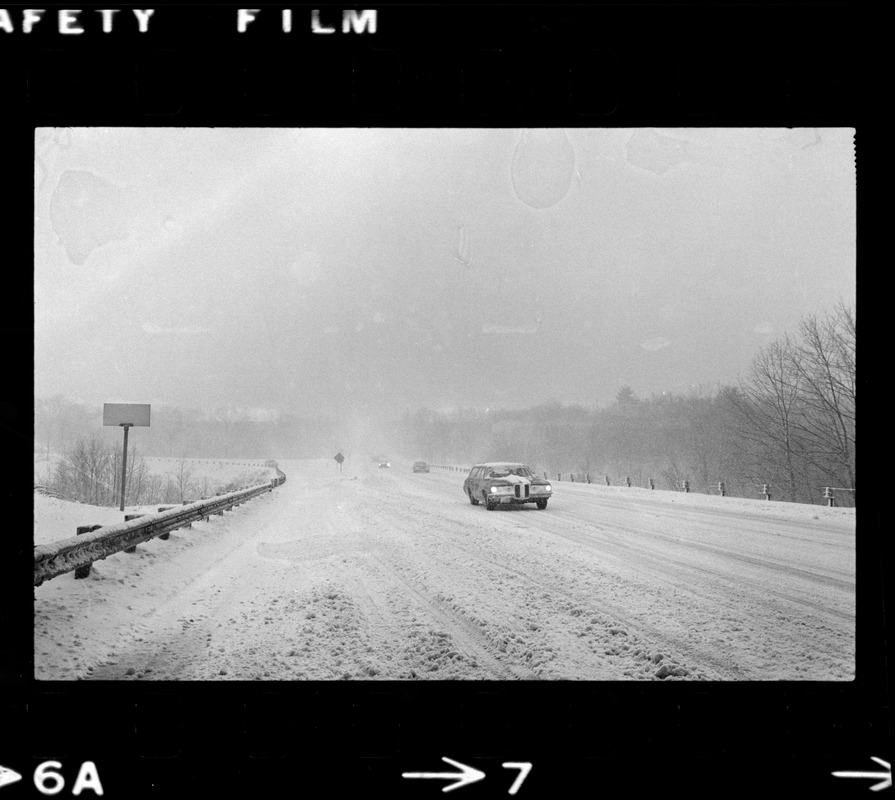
(34, 459), (856, 681)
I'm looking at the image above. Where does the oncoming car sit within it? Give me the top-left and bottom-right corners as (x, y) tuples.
(378, 459), (391, 468)
(463, 463), (552, 510)
(412, 461), (430, 473)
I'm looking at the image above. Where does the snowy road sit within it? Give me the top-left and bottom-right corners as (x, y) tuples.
(34, 459), (855, 681)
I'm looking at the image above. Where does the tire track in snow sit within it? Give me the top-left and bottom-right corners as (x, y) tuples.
(548, 506), (855, 622)
(351, 486), (714, 679)
(551, 485), (854, 542)
(559, 501), (855, 584)
(345, 494), (543, 680)
(366, 475), (853, 679)
(362, 497), (725, 679)
(370, 553), (533, 679)
(509, 508), (852, 678)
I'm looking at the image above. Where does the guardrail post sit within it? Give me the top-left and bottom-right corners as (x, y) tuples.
(74, 525), (102, 578)
(570, 473), (575, 482)
(648, 478), (654, 490)
(761, 484), (771, 501)
(823, 487), (835, 507)
(557, 473), (561, 481)
(605, 475), (610, 486)
(157, 506), (176, 539)
(123, 514), (145, 551)
(682, 480), (690, 493)
(625, 476), (631, 488)
(585, 473), (591, 483)
(544, 472), (548, 480)
(718, 481), (726, 497)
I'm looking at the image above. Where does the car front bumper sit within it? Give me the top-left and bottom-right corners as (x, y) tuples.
(492, 493), (551, 504)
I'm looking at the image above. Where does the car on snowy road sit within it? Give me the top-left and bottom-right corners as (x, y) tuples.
(378, 459), (391, 468)
(412, 461), (430, 473)
(463, 462), (552, 510)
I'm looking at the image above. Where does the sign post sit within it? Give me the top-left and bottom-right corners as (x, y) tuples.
(118, 424), (131, 511)
(103, 403), (151, 511)
(334, 452), (344, 472)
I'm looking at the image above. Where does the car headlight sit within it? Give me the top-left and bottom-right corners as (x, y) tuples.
(544, 484), (552, 492)
(490, 486), (498, 493)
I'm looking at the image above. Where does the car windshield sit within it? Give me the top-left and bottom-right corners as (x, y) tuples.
(489, 466), (532, 477)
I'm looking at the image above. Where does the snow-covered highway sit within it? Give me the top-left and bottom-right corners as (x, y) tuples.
(34, 458), (855, 681)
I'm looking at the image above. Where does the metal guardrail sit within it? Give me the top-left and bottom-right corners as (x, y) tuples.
(34, 469), (287, 587)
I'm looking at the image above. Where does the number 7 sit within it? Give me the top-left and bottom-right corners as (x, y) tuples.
(502, 762), (533, 795)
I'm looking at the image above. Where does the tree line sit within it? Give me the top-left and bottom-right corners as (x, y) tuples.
(34, 302), (854, 507)
(397, 302), (855, 506)
(43, 439), (268, 507)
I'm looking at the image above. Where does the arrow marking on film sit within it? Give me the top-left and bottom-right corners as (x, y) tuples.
(402, 757), (486, 793)
(0, 765), (23, 790)
(832, 757), (892, 791)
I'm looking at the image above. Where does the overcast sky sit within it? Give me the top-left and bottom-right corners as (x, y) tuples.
(34, 127), (855, 420)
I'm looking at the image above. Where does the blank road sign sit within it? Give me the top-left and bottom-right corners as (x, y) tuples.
(103, 403), (151, 427)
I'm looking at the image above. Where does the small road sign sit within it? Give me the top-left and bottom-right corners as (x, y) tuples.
(103, 403), (151, 511)
(102, 403), (151, 427)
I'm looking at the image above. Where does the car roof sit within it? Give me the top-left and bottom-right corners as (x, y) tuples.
(473, 462), (528, 468)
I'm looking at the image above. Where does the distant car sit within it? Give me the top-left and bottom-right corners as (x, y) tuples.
(463, 462), (552, 510)
(412, 461), (430, 473)
(378, 460), (391, 468)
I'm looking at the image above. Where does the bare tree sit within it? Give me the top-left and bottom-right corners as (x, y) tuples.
(726, 303), (856, 505)
(176, 455), (194, 502)
(789, 302), (856, 501)
(729, 337), (808, 501)
(49, 436), (149, 506)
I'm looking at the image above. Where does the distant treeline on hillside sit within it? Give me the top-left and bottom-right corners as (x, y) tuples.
(398, 303), (855, 506)
(35, 303), (854, 507)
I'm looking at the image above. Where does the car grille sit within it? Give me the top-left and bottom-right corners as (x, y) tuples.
(514, 484), (530, 499)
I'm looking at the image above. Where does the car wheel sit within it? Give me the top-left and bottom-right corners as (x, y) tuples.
(484, 493), (496, 510)
(468, 490), (479, 505)
(536, 499), (548, 510)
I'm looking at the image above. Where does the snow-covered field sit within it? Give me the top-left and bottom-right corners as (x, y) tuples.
(33, 458), (855, 681)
